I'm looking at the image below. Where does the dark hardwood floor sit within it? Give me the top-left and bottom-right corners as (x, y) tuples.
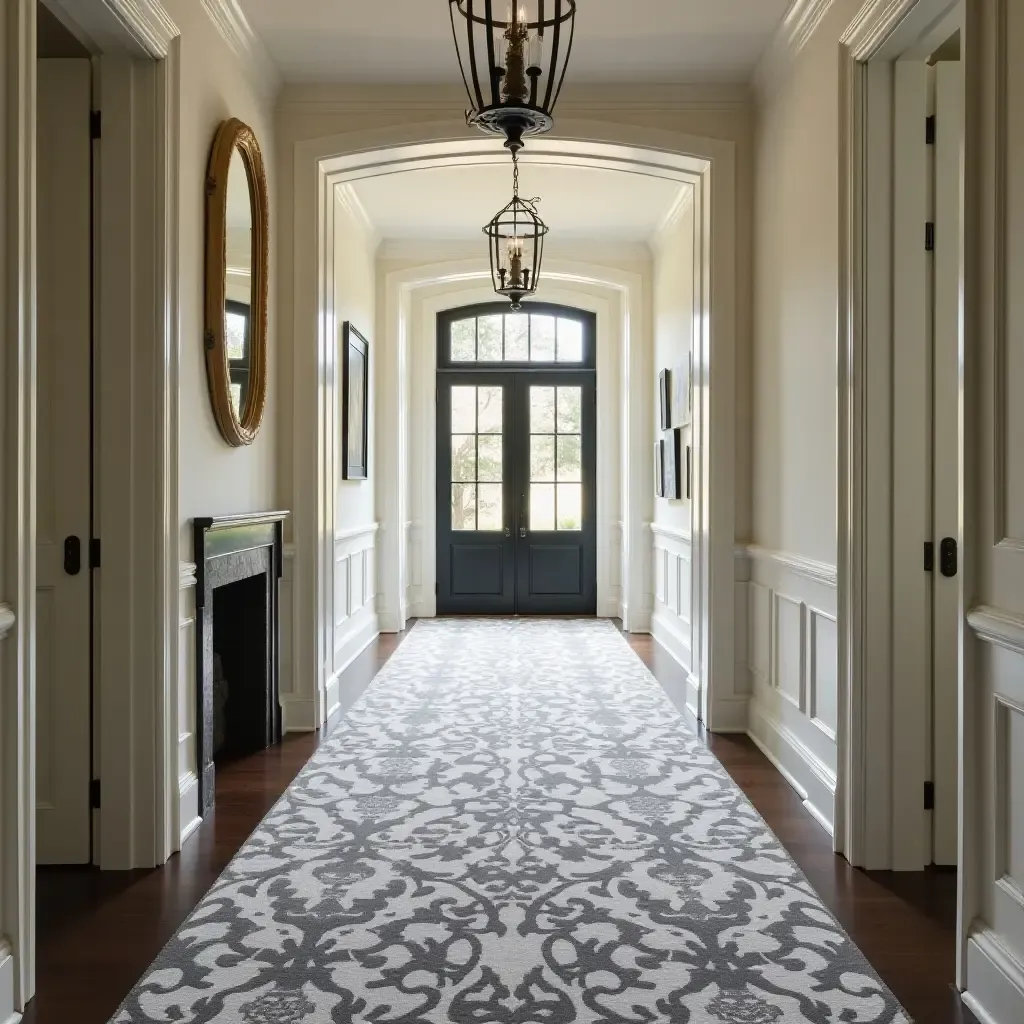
(25, 623), (975, 1023)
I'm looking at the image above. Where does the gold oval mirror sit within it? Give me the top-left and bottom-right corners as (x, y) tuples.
(204, 118), (269, 446)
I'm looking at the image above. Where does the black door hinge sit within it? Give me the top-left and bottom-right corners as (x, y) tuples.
(90, 110), (102, 140)
(90, 538), (101, 569)
(924, 541), (934, 572)
(90, 779), (101, 809)
(924, 781), (935, 810)
(926, 115), (936, 145)
(925, 222), (935, 251)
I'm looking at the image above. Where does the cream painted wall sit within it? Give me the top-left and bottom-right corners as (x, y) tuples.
(652, 199), (695, 535)
(165, 0), (279, 549)
(274, 83), (754, 547)
(650, 197), (696, 676)
(751, 0), (861, 566)
(334, 191), (377, 532)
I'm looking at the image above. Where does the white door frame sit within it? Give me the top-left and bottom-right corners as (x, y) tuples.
(287, 121), (738, 738)
(837, 0), (974, 950)
(1, 0), (180, 1011)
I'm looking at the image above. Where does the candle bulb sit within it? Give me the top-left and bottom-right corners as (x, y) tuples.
(507, 236), (524, 287)
(502, 2), (529, 104)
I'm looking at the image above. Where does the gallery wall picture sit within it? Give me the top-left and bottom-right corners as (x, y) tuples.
(672, 353), (692, 427)
(685, 444), (692, 499)
(658, 369), (671, 430)
(342, 322), (369, 480)
(664, 427), (682, 500)
(655, 440), (665, 497)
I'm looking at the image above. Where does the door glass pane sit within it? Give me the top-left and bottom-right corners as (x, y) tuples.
(451, 386), (476, 434)
(557, 319), (584, 362)
(557, 387), (582, 433)
(451, 320), (476, 361)
(505, 314), (529, 360)
(478, 387), (503, 434)
(531, 483), (555, 530)
(557, 434), (582, 482)
(531, 436), (556, 481)
(477, 484), (503, 531)
(530, 315), (556, 361)
(478, 315), (504, 361)
(451, 484), (477, 531)
(477, 435), (502, 482)
(557, 484), (582, 531)
(530, 386), (556, 433)
(451, 435), (476, 482)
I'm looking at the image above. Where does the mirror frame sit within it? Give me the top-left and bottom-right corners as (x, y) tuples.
(204, 118), (269, 447)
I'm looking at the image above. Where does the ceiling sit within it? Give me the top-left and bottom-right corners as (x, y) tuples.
(347, 163), (688, 244)
(239, 0), (792, 84)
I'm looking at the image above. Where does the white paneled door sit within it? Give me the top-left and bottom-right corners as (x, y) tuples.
(36, 59), (93, 865)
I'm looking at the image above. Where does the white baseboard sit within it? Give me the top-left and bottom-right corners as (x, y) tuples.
(686, 672), (701, 718)
(651, 607), (692, 672)
(747, 699), (835, 836)
(178, 773), (201, 847)
(324, 611), (380, 720)
(281, 698), (317, 733)
(707, 695), (750, 734)
(0, 943), (18, 1024)
(965, 924), (1024, 1024)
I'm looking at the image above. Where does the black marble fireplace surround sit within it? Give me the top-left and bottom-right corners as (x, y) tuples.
(193, 511), (288, 815)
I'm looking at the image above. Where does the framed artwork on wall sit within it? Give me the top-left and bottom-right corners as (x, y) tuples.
(664, 427), (681, 500)
(342, 322), (369, 480)
(685, 443), (692, 499)
(672, 353), (692, 427)
(655, 440), (665, 497)
(658, 369), (670, 430)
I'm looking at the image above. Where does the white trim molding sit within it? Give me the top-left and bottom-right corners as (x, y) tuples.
(178, 562), (197, 590)
(740, 544), (838, 589)
(0, 606), (14, 642)
(198, 0), (281, 102)
(964, 923), (1024, 1024)
(48, 0), (177, 58)
(0, 936), (15, 1024)
(968, 605), (1024, 657)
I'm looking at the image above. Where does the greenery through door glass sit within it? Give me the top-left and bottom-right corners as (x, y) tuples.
(450, 385), (503, 531)
(530, 385), (582, 530)
(450, 312), (587, 364)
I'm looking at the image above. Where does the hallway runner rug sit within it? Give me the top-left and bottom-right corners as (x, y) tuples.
(112, 618), (909, 1023)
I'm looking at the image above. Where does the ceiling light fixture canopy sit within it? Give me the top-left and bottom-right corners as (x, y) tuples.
(484, 154), (548, 310)
(449, 0), (576, 153)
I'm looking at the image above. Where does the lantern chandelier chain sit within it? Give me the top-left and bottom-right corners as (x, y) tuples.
(511, 151), (541, 207)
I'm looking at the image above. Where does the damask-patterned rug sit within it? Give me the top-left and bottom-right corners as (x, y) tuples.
(112, 618), (909, 1023)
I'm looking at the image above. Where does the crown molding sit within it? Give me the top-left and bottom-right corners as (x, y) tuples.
(754, 0), (836, 96)
(278, 81), (751, 117)
(200, 0), (281, 104)
(335, 183), (381, 252)
(48, 0), (178, 58)
(652, 184), (695, 251)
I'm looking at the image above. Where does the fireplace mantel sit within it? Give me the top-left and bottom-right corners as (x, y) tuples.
(193, 510), (289, 815)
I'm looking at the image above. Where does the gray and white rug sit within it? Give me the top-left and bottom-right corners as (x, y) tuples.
(113, 618), (909, 1023)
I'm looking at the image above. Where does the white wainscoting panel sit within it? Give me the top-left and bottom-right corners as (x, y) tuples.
(323, 524), (380, 724)
(650, 525), (693, 683)
(177, 562), (200, 848)
(741, 546), (837, 836)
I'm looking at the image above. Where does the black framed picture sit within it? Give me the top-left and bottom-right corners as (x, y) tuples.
(685, 444), (692, 499)
(658, 369), (671, 430)
(655, 440), (665, 497)
(342, 322), (369, 480)
(664, 427), (682, 500)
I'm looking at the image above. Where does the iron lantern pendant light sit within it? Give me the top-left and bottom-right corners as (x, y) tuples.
(485, 154), (549, 309)
(449, 0), (577, 153)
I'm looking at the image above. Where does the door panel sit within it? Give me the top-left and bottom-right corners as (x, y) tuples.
(515, 374), (597, 614)
(437, 376), (516, 614)
(36, 59), (93, 864)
